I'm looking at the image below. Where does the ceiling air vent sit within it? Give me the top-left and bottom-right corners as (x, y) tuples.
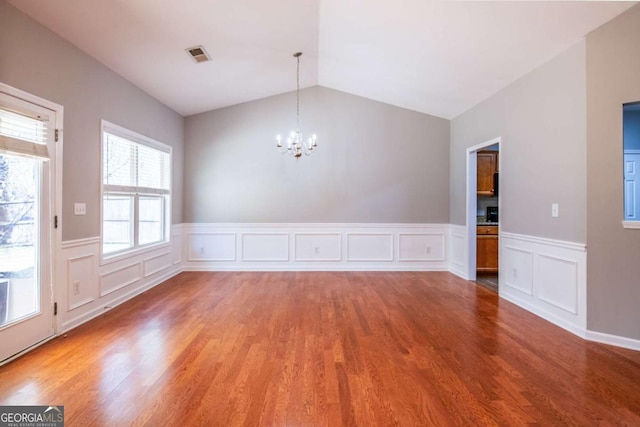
(186, 46), (211, 63)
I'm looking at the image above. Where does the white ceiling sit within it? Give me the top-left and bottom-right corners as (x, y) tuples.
(8, 0), (635, 119)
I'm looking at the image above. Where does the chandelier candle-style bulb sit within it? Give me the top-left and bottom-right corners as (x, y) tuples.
(275, 52), (318, 158)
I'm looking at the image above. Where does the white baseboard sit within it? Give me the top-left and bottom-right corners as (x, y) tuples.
(585, 330), (640, 352)
(184, 265), (449, 272)
(500, 292), (587, 339)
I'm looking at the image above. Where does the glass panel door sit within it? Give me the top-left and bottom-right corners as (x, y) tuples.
(0, 91), (55, 364)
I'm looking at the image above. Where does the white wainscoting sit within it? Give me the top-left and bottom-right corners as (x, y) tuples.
(294, 233), (341, 262)
(181, 223), (451, 271)
(53, 224), (640, 352)
(66, 252), (96, 311)
(99, 261), (141, 297)
(56, 225), (182, 333)
(448, 225), (468, 279)
(499, 232), (587, 336)
(346, 233), (394, 262)
(398, 233), (446, 262)
(188, 232), (235, 261)
(172, 226), (183, 266)
(242, 233), (289, 262)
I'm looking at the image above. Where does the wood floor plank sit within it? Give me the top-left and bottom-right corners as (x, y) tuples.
(1, 271), (639, 426)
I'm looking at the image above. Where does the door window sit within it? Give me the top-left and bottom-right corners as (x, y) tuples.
(0, 153), (39, 326)
(623, 102), (640, 228)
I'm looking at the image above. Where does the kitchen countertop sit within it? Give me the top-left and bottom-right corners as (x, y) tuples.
(477, 222), (499, 226)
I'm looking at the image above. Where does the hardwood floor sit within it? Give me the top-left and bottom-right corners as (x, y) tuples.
(1, 271), (639, 426)
(475, 273), (498, 293)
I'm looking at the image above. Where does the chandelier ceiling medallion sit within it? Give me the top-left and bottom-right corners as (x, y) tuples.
(276, 52), (318, 159)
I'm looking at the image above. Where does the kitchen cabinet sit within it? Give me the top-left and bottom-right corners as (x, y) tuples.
(477, 151), (498, 196)
(477, 226), (498, 273)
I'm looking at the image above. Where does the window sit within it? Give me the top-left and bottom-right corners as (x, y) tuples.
(101, 121), (171, 256)
(623, 102), (640, 229)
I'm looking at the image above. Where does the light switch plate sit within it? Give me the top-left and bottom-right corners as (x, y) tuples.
(74, 203), (86, 215)
(551, 203), (559, 218)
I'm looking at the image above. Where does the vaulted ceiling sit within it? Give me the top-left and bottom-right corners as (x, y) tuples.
(8, 0), (635, 119)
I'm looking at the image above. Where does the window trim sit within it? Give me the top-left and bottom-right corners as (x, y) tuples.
(100, 120), (172, 261)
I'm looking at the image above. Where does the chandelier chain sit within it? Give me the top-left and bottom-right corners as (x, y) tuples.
(274, 51), (318, 159)
(296, 54), (300, 129)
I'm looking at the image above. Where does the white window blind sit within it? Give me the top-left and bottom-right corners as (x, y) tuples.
(101, 121), (171, 257)
(0, 107), (49, 159)
(103, 131), (170, 193)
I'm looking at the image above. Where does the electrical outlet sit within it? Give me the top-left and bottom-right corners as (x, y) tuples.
(551, 203), (559, 218)
(426, 246), (431, 254)
(199, 247), (205, 255)
(73, 281), (80, 295)
(314, 247), (320, 255)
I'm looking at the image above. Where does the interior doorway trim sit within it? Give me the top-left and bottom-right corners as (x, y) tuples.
(465, 137), (501, 282)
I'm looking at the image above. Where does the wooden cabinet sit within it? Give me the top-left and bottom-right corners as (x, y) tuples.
(477, 226), (498, 273)
(477, 151), (498, 196)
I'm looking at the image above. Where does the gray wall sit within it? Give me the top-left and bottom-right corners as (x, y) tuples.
(0, 1), (184, 241)
(586, 4), (640, 339)
(450, 41), (587, 243)
(184, 86), (449, 223)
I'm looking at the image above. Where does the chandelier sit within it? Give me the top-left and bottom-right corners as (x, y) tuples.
(276, 52), (318, 158)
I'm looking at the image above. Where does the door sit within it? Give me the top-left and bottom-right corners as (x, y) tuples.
(624, 153), (640, 221)
(0, 91), (56, 363)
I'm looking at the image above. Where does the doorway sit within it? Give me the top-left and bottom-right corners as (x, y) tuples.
(0, 86), (61, 364)
(465, 137), (501, 290)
